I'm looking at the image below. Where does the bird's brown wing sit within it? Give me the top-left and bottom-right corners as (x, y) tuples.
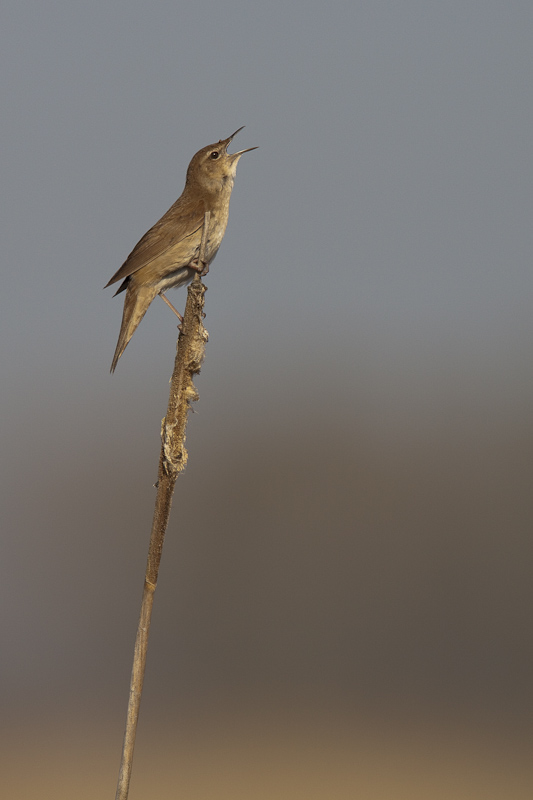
(104, 196), (205, 288)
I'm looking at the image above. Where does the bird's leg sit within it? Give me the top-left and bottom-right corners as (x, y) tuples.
(159, 293), (183, 323)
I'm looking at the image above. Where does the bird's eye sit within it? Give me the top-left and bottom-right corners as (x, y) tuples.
(210, 151), (220, 159)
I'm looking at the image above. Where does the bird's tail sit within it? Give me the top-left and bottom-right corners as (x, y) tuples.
(110, 282), (158, 372)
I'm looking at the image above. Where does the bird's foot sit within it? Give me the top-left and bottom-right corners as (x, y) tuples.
(190, 258), (209, 277)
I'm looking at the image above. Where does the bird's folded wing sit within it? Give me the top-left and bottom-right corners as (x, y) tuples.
(105, 198), (205, 288)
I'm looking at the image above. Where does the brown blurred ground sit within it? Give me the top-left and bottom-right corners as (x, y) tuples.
(2, 704), (533, 799)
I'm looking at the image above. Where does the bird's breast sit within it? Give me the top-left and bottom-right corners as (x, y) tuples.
(204, 205), (230, 263)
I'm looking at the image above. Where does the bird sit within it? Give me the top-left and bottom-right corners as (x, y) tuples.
(105, 127), (257, 372)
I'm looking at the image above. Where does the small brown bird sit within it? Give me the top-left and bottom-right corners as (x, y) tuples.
(105, 127), (257, 372)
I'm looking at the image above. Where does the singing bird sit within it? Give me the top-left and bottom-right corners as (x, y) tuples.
(105, 127), (257, 372)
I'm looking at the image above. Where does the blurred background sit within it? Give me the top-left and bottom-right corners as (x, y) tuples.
(2, 1), (533, 797)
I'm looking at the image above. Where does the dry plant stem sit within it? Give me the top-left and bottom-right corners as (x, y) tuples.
(115, 212), (210, 800)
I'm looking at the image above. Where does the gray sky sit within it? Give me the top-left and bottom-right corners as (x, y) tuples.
(2, 2), (533, 796)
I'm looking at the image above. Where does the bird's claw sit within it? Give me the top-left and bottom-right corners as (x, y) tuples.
(190, 258), (209, 277)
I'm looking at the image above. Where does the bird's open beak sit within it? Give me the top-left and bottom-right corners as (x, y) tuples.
(224, 127), (258, 157)
(227, 126), (246, 142)
(231, 146), (259, 156)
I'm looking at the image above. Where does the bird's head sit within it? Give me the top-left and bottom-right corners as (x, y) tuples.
(185, 127), (257, 195)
